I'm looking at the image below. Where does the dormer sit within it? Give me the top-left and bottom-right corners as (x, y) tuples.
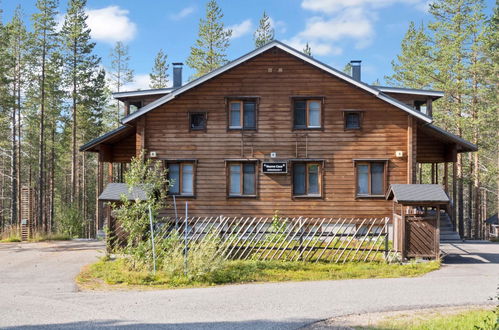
(375, 86), (444, 117)
(113, 62), (184, 116)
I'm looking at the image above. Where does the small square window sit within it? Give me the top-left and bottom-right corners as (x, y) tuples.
(344, 111), (362, 130)
(189, 112), (207, 131)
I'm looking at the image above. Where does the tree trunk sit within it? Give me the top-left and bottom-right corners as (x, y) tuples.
(38, 28), (47, 232)
(71, 41), (77, 206)
(11, 87), (18, 226)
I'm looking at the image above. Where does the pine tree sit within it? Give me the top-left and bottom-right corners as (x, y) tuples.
(253, 11), (274, 48)
(387, 0), (494, 239)
(149, 49), (169, 89)
(385, 22), (433, 89)
(186, 0), (232, 79)
(109, 41), (134, 120)
(6, 5), (28, 227)
(31, 0), (59, 231)
(60, 0), (100, 207)
(343, 62), (352, 76)
(303, 42), (312, 56)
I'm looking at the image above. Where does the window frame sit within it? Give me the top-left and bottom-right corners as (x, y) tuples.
(354, 160), (388, 198)
(188, 111), (208, 132)
(291, 161), (324, 198)
(226, 97), (259, 131)
(292, 97), (324, 130)
(343, 111), (363, 130)
(226, 160), (258, 198)
(165, 160), (197, 197)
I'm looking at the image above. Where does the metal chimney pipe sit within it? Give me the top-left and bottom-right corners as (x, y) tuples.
(350, 60), (361, 82)
(173, 62), (183, 88)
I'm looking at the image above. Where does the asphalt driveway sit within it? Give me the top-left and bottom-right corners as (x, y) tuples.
(0, 240), (497, 329)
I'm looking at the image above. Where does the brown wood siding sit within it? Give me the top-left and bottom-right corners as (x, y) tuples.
(137, 48), (410, 218)
(416, 128), (448, 163)
(110, 134), (136, 163)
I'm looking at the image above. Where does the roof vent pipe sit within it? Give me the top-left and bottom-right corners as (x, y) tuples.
(173, 62), (183, 88)
(350, 60), (361, 82)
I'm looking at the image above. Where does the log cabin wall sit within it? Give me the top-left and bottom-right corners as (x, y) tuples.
(134, 48), (412, 218)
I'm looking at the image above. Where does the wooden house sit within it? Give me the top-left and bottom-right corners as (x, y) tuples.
(81, 41), (476, 257)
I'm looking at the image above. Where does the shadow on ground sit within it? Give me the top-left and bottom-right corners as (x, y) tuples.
(442, 241), (499, 264)
(1, 319), (312, 330)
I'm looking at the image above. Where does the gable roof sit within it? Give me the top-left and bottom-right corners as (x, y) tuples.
(386, 184), (450, 204)
(121, 40), (432, 125)
(98, 183), (148, 202)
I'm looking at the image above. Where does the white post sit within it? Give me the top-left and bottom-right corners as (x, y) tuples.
(184, 201), (188, 276)
(148, 205), (156, 274)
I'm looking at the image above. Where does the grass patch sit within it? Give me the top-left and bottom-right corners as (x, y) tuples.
(0, 237), (21, 243)
(364, 308), (498, 330)
(77, 257), (440, 290)
(29, 232), (72, 242)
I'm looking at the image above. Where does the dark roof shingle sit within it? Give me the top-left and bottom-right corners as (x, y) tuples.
(386, 184), (450, 203)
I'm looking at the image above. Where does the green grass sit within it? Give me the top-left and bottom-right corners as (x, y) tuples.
(28, 232), (72, 242)
(0, 237), (21, 243)
(363, 309), (498, 330)
(77, 257), (440, 290)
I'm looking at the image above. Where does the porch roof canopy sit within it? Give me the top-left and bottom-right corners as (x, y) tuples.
(98, 183), (148, 202)
(386, 184), (450, 205)
(422, 124), (477, 153)
(79, 125), (135, 153)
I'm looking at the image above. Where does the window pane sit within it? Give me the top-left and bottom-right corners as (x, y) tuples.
(190, 113), (206, 130)
(293, 163), (306, 195)
(243, 163), (255, 195)
(168, 164), (180, 194)
(308, 164), (319, 194)
(243, 102), (256, 129)
(229, 164), (241, 195)
(346, 113), (360, 129)
(182, 164), (194, 195)
(294, 101), (306, 128)
(308, 101), (321, 127)
(357, 164), (369, 195)
(371, 163), (384, 195)
(230, 102), (241, 127)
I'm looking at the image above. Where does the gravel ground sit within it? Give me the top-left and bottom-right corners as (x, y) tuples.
(0, 240), (497, 329)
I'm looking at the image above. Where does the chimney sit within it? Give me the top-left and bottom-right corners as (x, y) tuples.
(350, 60), (361, 82)
(173, 62), (183, 88)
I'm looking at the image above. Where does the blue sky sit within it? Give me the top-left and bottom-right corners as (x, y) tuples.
(2, 0), (495, 90)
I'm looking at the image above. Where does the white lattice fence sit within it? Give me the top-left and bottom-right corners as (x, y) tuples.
(148, 216), (396, 263)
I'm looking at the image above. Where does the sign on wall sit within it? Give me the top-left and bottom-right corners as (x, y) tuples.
(262, 162), (288, 174)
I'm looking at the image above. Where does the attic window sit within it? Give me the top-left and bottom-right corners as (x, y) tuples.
(129, 101), (142, 113)
(414, 101), (427, 114)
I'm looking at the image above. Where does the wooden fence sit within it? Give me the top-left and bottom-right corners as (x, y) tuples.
(139, 216), (397, 263)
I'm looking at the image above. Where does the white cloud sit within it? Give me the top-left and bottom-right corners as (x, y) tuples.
(227, 19), (253, 39)
(268, 17), (287, 34)
(170, 6), (195, 20)
(288, 0), (428, 56)
(86, 6), (137, 44)
(121, 74), (174, 91)
(301, 0), (425, 13)
(122, 74), (151, 91)
(284, 36), (343, 56)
